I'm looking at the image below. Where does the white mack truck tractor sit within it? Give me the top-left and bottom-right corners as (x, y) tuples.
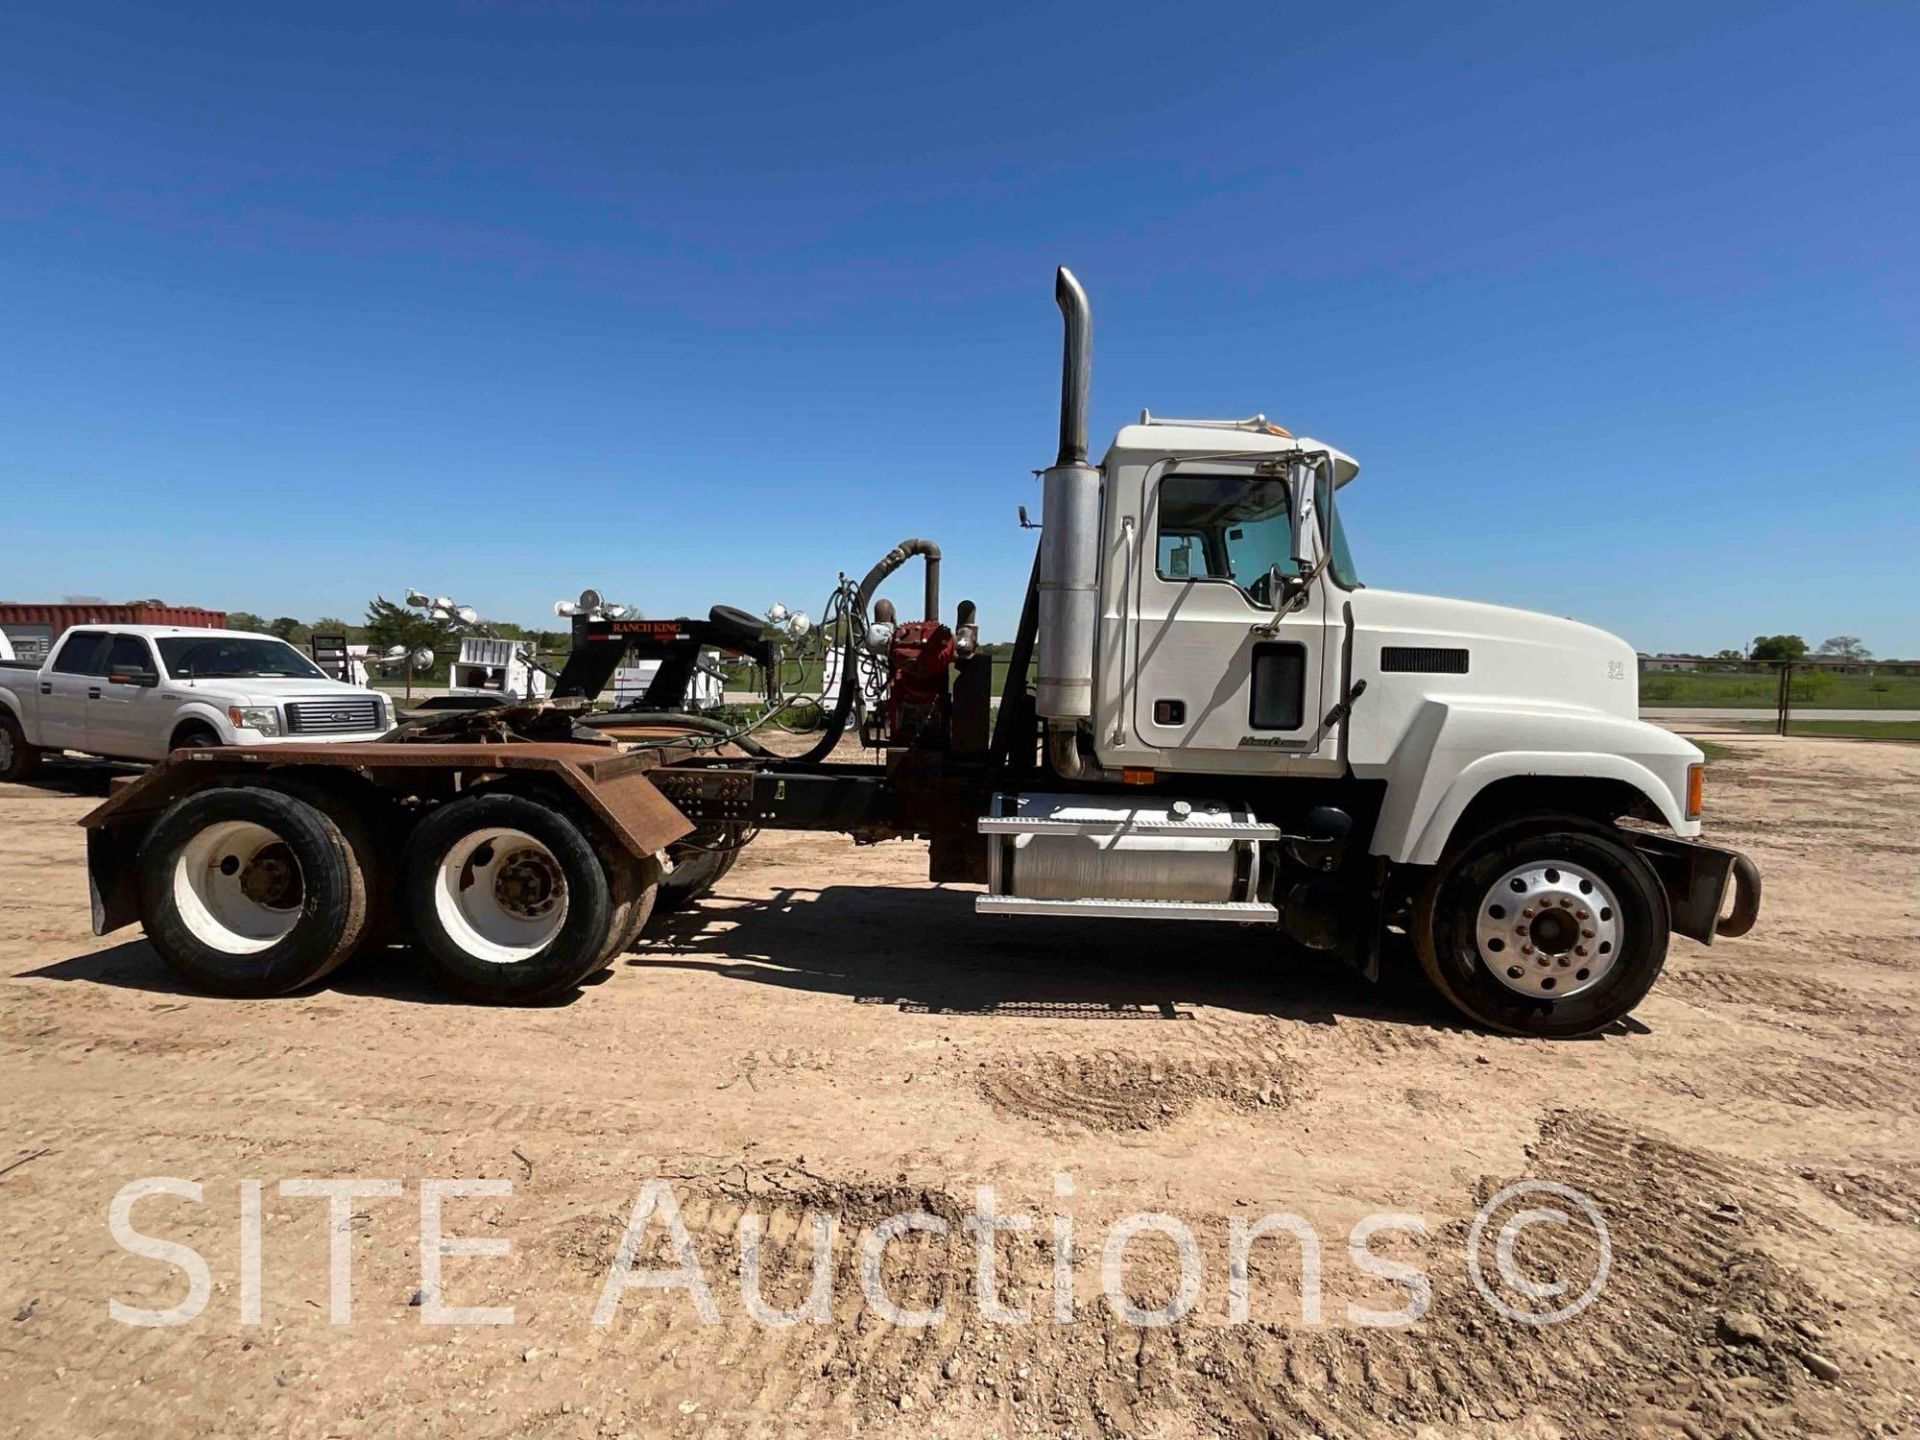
(76, 267), (1759, 1035)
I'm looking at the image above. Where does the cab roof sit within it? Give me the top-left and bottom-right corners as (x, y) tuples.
(1102, 414), (1359, 487)
(65, 623), (282, 642)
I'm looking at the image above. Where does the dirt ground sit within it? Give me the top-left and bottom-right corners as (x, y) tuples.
(2, 736), (1917, 1439)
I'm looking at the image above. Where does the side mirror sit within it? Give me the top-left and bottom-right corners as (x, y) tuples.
(1288, 458), (1317, 570)
(1260, 561), (1308, 614)
(108, 667), (159, 688)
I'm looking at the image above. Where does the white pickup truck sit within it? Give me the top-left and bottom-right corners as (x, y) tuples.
(0, 624), (393, 780)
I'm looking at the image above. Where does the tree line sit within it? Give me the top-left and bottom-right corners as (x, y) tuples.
(226, 604), (573, 656)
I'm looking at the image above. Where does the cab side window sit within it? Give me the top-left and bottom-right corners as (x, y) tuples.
(105, 634), (154, 675)
(1154, 475), (1295, 600)
(50, 631), (110, 675)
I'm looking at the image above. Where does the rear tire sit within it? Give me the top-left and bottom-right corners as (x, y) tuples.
(243, 775), (396, 969)
(401, 793), (613, 1004)
(137, 786), (370, 997)
(0, 712), (42, 781)
(647, 828), (739, 924)
(1413, 814), (1669, 1038)
(593, 848), (660, 970)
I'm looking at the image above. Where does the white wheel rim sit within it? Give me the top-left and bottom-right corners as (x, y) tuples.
(434, 826), (569, 964)
(1475, 860), (1622, 1000)
(173, 819), (305, 955)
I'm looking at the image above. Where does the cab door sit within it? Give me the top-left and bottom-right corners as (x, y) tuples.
(1129, 464), (1329, 770)
(88, 634), (165, 760)
(38, 630), (108, 751)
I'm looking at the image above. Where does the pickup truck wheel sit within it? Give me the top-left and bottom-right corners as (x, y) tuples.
(0, 713), (42, 781)
(401, 793), (613, 1004)
(137, 787), (370, 997)
(171, 724), (221, 750)
(1413, 815), (1669, 1038)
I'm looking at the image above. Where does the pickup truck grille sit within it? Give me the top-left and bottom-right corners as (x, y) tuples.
(285, 698), (384, 735)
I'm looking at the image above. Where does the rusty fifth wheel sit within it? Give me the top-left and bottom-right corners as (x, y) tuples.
(134, 786), (371, 997)
(1414, 814), (1670, 1039)
(400, 792), (615, 1004)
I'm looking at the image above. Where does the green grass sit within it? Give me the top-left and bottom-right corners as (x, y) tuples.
(1638, 670), (1920, 709)
(1694, 739), (1739, 764)
(1728, 719), (1920, 742)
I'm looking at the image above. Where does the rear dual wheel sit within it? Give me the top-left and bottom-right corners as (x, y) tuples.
(647, 827), (742, 926)
(401, 792), (655, 1004)
(137, 787), (371, 997)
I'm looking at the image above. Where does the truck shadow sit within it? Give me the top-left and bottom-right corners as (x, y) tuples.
(31, 890), (1646, 1037)
(1, 760), (143, 799)
(631, 883), (1471, 1033)
(24, 939), (594, 1007)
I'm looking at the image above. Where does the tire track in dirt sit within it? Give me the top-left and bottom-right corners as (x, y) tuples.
(1658, 1050), (1920, 1116)
(977, 1050), (1301, 1131)
(1660, 965), (1856, 1015)
(504, 1111), (1865, 1438)
(1798, 1165), (1920, 1227)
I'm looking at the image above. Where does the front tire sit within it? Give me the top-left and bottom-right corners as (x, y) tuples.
(401, 793), (614, 1004)
(0, 712), (42, 782)
(1413, 815), (1670, 1038)
(137, 786), (371, 997)
(171, 724), (222, 751)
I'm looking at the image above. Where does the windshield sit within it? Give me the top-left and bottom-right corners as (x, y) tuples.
(1317, 470), (1362, 589)
(157, 636), (327, 680)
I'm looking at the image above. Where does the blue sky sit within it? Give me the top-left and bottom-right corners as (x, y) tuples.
(3, 0), (1915, 654)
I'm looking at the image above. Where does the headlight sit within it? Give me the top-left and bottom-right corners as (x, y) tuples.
(228, 705), (281, 736)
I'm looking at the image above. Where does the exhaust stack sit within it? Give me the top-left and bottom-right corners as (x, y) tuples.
(1035, 266), (1100, 735)
(1054, 267), (1091, 467)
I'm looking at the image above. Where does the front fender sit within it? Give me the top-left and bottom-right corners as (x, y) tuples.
(169, 702), (236, 746)
(1370, 700), (1701, 865)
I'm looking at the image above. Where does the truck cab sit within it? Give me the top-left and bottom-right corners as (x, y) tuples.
(1084, 417), (1704, 864)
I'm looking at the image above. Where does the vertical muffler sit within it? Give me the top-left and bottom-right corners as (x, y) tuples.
(1036, 266), (1100, 734)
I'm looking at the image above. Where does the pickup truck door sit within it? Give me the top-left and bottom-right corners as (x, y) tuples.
(1128, 464), (1331, 770)
(38, 630), (109, 752)
(88, 634), (165, 760)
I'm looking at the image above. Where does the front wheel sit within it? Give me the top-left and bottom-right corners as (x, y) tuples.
(1413, 815), (1670, 1038)
(401, 793), (614, 1004)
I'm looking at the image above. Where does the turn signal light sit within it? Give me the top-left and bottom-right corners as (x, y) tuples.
(1685, 763), (1704, 820)
(1122, 767), (1156, 786)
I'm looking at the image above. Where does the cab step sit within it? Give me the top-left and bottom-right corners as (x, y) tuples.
(974, 896), (1278, 923)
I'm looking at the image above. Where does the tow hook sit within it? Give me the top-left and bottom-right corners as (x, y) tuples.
(1716, 852), (1762, 938)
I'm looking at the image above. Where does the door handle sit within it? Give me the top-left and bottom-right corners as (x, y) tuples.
(40, 682), (51, 694)
(88, 687), (102, 699)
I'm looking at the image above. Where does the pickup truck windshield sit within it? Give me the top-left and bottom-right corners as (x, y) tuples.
(157, 637), (327, 680)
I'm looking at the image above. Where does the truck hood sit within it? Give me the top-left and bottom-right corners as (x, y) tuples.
(1348, 587), (1639, 720)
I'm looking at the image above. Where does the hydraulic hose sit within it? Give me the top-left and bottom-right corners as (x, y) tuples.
(577, 710), (774, 757)
(793, 538), (942, 765)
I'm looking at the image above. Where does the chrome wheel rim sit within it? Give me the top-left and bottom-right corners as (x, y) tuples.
(1474, 860), (1621, 1000)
